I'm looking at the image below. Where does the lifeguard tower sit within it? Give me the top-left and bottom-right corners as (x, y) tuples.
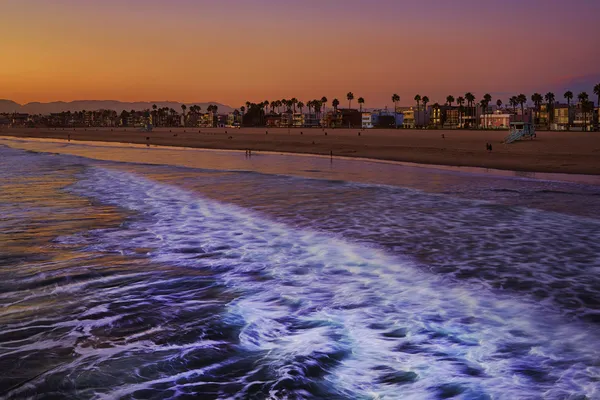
(504, 122), (535, 144)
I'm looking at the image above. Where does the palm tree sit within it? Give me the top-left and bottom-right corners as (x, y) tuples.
(594, 83), (600, 115)
(291, 98), (298, 113)
(321, 96), (328, 116)
(563, 91), (573, 130)
(298, 101), (304, 115)
(578, 92), (589, 130)
(181, 104), (187, 127)
(544, 92), (555, 127)
(456, 96), (465, 127)
(315, 100), (323, 123)
(332, 98), (340, 112)
(509, 96), (517, 114)
(464, 92), (475, 128)
(496, 99), (502, 110)
(414, 94), (421, 113)
(432, 103), (440, 127)
(517, 94), (527, 121)
(239, 106), (246, 127)
(482, 94), (492, 129)
(421, 96), (429, 127)
(357, 97), (365, 113)
(479, 100), (487, 128)
(347, 92), (354, 109)
(446, 95), (455, 107)
(392, 94), (400, 128)
(531, 93), (543, 126)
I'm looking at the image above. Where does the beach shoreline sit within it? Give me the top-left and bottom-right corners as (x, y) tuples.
(1, 127), (599, 175)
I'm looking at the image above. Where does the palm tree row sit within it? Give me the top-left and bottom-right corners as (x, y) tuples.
(436, 86), (598, 129)
(238, 83), (598, 129)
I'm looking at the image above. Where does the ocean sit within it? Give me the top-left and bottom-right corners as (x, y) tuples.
(1, 142), (599, 399)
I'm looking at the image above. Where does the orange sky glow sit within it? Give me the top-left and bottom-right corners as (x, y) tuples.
(1, 0), (599, 108)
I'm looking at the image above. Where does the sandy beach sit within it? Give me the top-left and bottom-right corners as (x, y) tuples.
(1, 127), (599, 175)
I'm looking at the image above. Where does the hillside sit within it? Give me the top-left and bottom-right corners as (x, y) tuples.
(0, 100), (235, 114)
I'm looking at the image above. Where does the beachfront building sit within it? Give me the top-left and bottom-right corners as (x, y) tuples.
(339, 109), (362, 128)
(396, 107), (414, 128)
(443, 108), (460, 128)
(414, 107), (430, 128)
(361, 112), (373, 128)
(304, 113), (320, 127)
(511, 108), (534, 124)
(199, 112), (214, 128)
(573, 108), (593, 131)
(371, 109), (401, 128)
(84, 111), (94, 126)
(551, 104), (573, 130)
(280, 111), (292, 127)
(323, 110), (343, 128)
(394, 112), (405, 127)
(461, 104), (482, 129)
(265, 114), (281, 127)
(432, 106), (460, 128)
(293, 113), (305, 127)
(535, 104), (550, 128)
(216, 114), (227, 128)
(481, 110), (511, 129)
(226, 112), (242, 127)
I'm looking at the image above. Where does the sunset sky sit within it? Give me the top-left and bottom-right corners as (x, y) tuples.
(1, 0), (599, 108)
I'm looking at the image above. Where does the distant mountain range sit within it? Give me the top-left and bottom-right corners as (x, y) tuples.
(0, 100), (235, 115)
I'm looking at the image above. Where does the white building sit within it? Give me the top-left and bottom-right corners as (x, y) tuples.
(480, 110), (511, 129)
(362, 112), (373, 128)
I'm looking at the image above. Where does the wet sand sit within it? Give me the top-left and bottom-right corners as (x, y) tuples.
(2, 127), (599, 175)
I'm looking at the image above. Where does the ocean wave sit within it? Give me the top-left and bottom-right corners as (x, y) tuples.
(48, 166), (600, 399)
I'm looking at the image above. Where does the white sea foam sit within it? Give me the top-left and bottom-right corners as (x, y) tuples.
(59, 166), (600, 399)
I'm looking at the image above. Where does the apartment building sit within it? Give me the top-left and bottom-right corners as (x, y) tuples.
(361, 112), (373, 128)
(396, 107), (414, 128)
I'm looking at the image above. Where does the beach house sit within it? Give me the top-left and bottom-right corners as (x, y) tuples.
(293, 113), (305, 127)
(323, 110), (343, 128)
(265, 114), (282, 127)
(443, 107), (460, 128)
(573, 107), (593, 131)
(551, 104), (573, 130)
(481, 110), (511, 129)
(396, 107), (414, 128)
(361, 112), (373, 128)
(414, 107), (431, 128)
(303, 113), (320, 127)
